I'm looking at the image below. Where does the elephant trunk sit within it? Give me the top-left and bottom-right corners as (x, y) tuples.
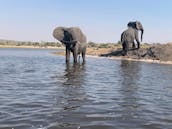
(141, 29), (144, 42)
(61, 40), (77, 44)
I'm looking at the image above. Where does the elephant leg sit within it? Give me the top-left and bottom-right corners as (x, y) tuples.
(122, 42), (125, 55)
(66, 47), (70, 63)
(132, 42), (136, 49)
(73, 49), (78, 63)
(78, 55), (81, 62)
(82, 49), (86, 63)
(122, 42), (128, 56)
(137, 42), (140, 49)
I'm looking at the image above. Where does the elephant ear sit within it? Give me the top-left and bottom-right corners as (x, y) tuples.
(127, 22), (136, 29)
(128, 21), (143, 30)
(53, 27), (66, 42)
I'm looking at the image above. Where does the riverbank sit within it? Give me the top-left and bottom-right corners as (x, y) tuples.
(86, 54), (172, 65)
(1, 43), (172, 65)
(99, 43), (172, 65)
(53, 43), (172, 65)
(95, 44), (172, 65)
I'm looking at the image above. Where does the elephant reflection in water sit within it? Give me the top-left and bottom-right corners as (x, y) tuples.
(120, 60), (141, 96)
(119, 60), (142, 121)
(62, 63), (87, 106)
(63, 63), (86, 86)
(56, 63), (87, 126)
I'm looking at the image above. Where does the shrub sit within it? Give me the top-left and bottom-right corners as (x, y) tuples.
(88, 42), (97, 48)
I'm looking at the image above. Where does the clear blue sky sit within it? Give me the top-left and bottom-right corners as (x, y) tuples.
(0, 0), (171, 43)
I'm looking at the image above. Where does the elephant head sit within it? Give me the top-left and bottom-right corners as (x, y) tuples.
(127, 21), (144, 41)
(53, 27), (77, 48)
(53, 27), (86, 44)
(53, 27), (77, 52)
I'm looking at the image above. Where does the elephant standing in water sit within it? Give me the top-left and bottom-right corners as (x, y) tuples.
(53, 27), (87, 63)
(121, 21), (144, 55)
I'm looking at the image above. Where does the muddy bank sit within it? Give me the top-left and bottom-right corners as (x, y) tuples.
(100, 43), (172, 63)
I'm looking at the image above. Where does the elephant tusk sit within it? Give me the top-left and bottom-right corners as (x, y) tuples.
(141, 29), (144, 42)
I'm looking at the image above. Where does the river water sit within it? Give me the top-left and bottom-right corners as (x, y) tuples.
(0, 48), (172, 129)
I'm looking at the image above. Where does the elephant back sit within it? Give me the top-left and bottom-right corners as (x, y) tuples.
(68, 27), (87, 43)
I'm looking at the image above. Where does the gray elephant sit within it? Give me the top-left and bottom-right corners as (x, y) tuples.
(53, 27), (87, 63)
(121, 21), (144, 55)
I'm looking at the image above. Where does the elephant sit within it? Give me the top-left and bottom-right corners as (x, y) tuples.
(53, 27), (87, 63)
(121, 21), (144, 55)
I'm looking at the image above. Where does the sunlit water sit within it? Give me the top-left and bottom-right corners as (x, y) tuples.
(0, 48), (172, 129)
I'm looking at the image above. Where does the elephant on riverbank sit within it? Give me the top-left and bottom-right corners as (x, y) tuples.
(53, 27), (87, 63)
(121, 21), (144, 55)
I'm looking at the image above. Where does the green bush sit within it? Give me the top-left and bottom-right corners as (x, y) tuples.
(88, 42), (97, 48)
(98, 43), (110, 48)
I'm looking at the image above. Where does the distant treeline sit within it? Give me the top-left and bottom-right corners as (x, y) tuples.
(0, 39), (150, 48)
(0, 40), (62, 47)
(87, 41), (121, 48)
(88, 41), (150, 48)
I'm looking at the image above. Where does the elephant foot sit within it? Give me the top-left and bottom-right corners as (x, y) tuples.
(137, 43), (140, 49)
(122, 51), (128, 56)
(66, 59), (70, 63)
(132, 44), (136, 49)
(73, 60), (77, 64)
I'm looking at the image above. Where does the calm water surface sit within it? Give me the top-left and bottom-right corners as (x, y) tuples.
(0, 48), (172, 129)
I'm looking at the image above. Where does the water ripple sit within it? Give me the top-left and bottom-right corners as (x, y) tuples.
(0, 48), (172, 129)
